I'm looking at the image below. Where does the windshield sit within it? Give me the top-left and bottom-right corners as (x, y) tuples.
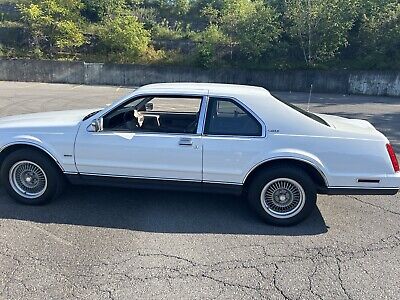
(82, 96), (145, 121)
(275, 97), (330, 127)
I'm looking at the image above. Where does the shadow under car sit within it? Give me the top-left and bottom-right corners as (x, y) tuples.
(0, 184), (328, 236)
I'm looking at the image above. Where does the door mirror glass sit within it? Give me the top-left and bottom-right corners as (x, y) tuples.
(145, 102), (154, 111)
(87, 118), (103, 132)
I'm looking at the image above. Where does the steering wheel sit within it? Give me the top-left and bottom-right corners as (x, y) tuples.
(122, 110), (141, 131)
(185, 112), (200, 133)
(123, 110), (134, 123)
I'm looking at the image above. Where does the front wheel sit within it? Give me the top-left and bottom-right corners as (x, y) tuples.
(247, 167), (317, 226)
(0, 149), (64, 205)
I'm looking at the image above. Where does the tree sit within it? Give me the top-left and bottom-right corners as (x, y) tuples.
(198, 0), (281, 62)
(18, 0), (85, 54)
(196, 24), (229, 67)
(359, 1), (400, 57)
(82, 0), (127, 21)
(221, 0), (282, 59)
(285, 0), (358, 66)
(98, 14), (150, 61)
(154, 0), (191, 20)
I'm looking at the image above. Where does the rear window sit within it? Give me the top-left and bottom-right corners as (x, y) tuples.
(276, 98), (330, 127)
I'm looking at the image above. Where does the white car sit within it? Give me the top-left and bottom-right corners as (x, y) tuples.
(0, 83), (399, 225)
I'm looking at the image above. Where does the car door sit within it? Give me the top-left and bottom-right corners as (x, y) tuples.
(74, 95), (204, 182)
(202, 96), (266, 184)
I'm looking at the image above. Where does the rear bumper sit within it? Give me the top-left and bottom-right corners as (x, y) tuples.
(321, 187), (398, 196)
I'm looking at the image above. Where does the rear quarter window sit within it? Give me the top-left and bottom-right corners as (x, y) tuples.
(205, 97), (262, 136)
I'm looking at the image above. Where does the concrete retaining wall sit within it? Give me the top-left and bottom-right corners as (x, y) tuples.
(0, 60), (84, 84)
(1, 59), (399, 96)
(349, 72), (400, 96)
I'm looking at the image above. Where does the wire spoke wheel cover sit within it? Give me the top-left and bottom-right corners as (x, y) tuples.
(9, 160), (48, 199)
(260, 178), (305, 219)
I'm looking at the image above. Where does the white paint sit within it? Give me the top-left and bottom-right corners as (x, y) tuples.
(0, 83), (399, 191)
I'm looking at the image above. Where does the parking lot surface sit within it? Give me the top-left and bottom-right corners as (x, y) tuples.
(0, 81), (399, 300)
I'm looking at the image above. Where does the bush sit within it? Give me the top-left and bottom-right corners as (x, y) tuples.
(98, 15), (150, 62)
(195, 25), (228, 68)
(17, 0), (85, 53)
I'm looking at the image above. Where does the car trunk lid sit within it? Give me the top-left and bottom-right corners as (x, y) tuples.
(316, 113), (384, 138)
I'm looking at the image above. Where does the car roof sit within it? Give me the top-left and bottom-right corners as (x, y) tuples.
(136, 82), (271, 97)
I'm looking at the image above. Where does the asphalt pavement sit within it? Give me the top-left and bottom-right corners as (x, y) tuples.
(0, 81), (399, 300)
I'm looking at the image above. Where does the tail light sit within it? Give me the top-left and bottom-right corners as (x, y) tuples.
(386, 144), (399, 173)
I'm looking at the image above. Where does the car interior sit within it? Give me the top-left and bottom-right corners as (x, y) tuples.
(204, 98), (262, 136)
(102, 96), (201, 134)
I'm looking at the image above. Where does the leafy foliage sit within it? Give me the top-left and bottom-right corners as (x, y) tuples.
(285, 0), (358, 66)
(0, 0), (395, 69)
(196, 0), (281, 63)
(82, 0), (126, 21)
(196, 24), (228, 67)
(360, 2), (400, 55)
(18, 0), (85, 53)
(98, 14), (150, 62)
(225, 0), (281, 59)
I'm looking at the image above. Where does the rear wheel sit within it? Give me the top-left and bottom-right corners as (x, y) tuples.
(247, 167), (317, 226)
(0, 149), (64, 205)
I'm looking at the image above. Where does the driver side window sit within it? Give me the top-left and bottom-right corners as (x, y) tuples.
(102, 95), (202, 134)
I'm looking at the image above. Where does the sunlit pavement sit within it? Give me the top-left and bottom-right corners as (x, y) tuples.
(0, 81), (399, 299)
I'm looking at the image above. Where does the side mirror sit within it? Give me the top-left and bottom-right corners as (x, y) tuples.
(87, 118), (103, 132)
(145, 102), (154, 111)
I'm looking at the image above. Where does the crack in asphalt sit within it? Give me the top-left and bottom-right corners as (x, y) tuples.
(306, 259), (324, 300)
(347, 195), (400, 216)
(1, 230), (399, 300)
(272, 263), (290, 300)
(1, 198), (399, 299)
(137, 251), (197, 267)
(335, 257), (352, 300)
(356, 262), (390, 299)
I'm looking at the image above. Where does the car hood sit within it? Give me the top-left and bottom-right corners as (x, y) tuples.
(0, 109), (96, 131)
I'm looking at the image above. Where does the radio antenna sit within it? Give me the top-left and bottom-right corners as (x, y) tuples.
(307, 84), (313, 112)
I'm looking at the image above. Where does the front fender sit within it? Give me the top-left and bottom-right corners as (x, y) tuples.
(0, 134), (73, 172)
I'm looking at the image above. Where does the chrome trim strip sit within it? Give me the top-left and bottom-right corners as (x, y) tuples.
(242, 157), (329, 187)
(202, 95), (266, 138)
(202, 134), (265, 139)
(328, 186), (397, 190)
(92, 131), (201, 137)
(97, 94), (206, 136)
(197, 95), (209, 135)
(203, 180), (242, 186)
(0, 142), (65, 172)
(79, 172), (203, 183)
(98, 92), (208, 120)
(64, 171), (78, 175)
(68, 172), (243, 186)
(94, 93), (266, 138)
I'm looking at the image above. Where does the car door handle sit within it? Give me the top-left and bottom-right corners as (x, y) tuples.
(179, 138), (193, 146)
